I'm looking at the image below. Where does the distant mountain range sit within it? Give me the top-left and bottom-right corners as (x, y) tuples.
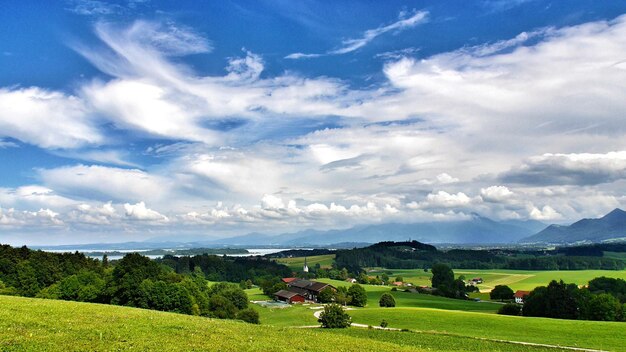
(204, 213), (546, 246)
(35, 209), (626, 250)
(519, 208), (626, 244)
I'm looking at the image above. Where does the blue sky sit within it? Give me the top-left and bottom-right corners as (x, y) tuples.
(1, 0), (626, 245)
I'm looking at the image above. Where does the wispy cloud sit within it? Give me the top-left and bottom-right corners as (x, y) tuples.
(286, 10), (429, 59)
(65, 0), (149, 16)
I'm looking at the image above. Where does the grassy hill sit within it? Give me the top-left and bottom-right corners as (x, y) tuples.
(0, 295), (561, 352)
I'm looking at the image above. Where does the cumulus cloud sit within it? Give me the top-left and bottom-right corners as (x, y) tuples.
(481, 186), (514, 202)
(529, 205), (562, 221)
(500, 151), (626, 186)
(124, 201), (168, 221)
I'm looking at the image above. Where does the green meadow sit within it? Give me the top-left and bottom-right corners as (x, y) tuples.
(369, 268), (626, 292)
(347, 307), (626, 351)
(275, 254), (335, 270)
(0, 295), (559, 352)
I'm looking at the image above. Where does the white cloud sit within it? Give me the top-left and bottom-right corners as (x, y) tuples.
(38, 165), (171, 203)
(529, 205), (562, 221)
(286, 10), (429, 58)
(124, 201), (168, 221)
(0, 87), (101, 148)
(481, 186), (514, 202)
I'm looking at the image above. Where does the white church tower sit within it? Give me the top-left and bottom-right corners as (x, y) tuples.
(303, 257), (309, 273)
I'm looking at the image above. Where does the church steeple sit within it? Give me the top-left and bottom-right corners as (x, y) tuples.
(303, 257), (309, 273)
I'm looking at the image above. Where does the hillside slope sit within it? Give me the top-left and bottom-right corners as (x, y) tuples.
(521, 208), (626, 244)
(0, 295), (561, 352)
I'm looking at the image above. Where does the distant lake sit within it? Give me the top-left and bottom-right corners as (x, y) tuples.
(42, 248), (292, 261)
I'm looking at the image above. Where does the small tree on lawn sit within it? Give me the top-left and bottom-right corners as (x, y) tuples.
(348, 284), (368, 307)
(318, 303), (351, 328)
(379, 293), (396, 307)
(490, 285), (514, 301)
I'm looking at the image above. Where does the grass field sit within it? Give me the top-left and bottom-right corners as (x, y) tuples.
(315, 279), (501, 312)
(274, 254), (335, 271)
(0, 295), (561, 352)
(348, 307), (626, 351)
(371, 268), (626, 292)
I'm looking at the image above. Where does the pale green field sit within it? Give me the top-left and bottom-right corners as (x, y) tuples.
(0, 295), (557, 352)
(275, 254), (335, 270)
(371, 268), (626, 292)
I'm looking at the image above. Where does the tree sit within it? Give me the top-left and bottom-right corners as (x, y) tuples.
(357, 272), (369, 284)
(348, 284), (367, 307)
(490, 285), (514, 301)
(582, 293), (623, 321)
(381, 273), (389, 283)
(208, 294), (237, 319)
(498, 303), (522, 316)
(431, 263), (454, 290)
(379, 293), (396, 307)
(317, 287), (335, 303)
(237, 308), (260, 324)
(15, 261), (40, 297)
(523, 280), (579, 319)
(335, 286), (350, 306)
(395, 276), (403, 283)
(318, 304), (351, 328)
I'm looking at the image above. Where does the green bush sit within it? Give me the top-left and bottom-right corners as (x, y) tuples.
(379, 293), (396, 307)
(236, 308), (260, 324)
(318, 304), (351, 328)
(498, 303), (522, 316)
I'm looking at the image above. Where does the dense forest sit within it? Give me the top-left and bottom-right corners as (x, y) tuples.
(0, 244), (292, 323)
(334, 241), (626, 273)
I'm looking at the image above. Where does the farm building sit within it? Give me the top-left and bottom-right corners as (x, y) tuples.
(514, 290), (531, 304)
(274, 290), (306, 304)
(281, 277), (298, 284)
(287, 279), (336, 302)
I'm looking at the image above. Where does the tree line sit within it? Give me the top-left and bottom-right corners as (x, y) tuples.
(495, 277), (626, 322)
(334, 241), (626, 272)
(0, 244), (296, 324)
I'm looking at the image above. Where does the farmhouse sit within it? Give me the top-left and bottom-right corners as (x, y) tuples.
(469, 277), (483, 284)
(286, 279), (336, 302)
(281, 277), (298, 284)
(514, 290), (531, 304)
(274, 290), (305, 304)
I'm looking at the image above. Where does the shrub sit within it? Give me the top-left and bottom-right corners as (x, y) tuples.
(236, 308), (260, 324)
(318, 304), (351, 328)
(380, 319), (388, 328)
(379, 293), (396, 307)
(498, 303), (522, 316)
(391, 287), (397, 292)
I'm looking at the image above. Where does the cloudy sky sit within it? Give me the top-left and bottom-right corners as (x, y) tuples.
(1, 0), (626, 245)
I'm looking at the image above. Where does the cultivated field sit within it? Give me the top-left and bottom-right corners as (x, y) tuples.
(0, 295), (560, 352)
(275, 254), (335, 270)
